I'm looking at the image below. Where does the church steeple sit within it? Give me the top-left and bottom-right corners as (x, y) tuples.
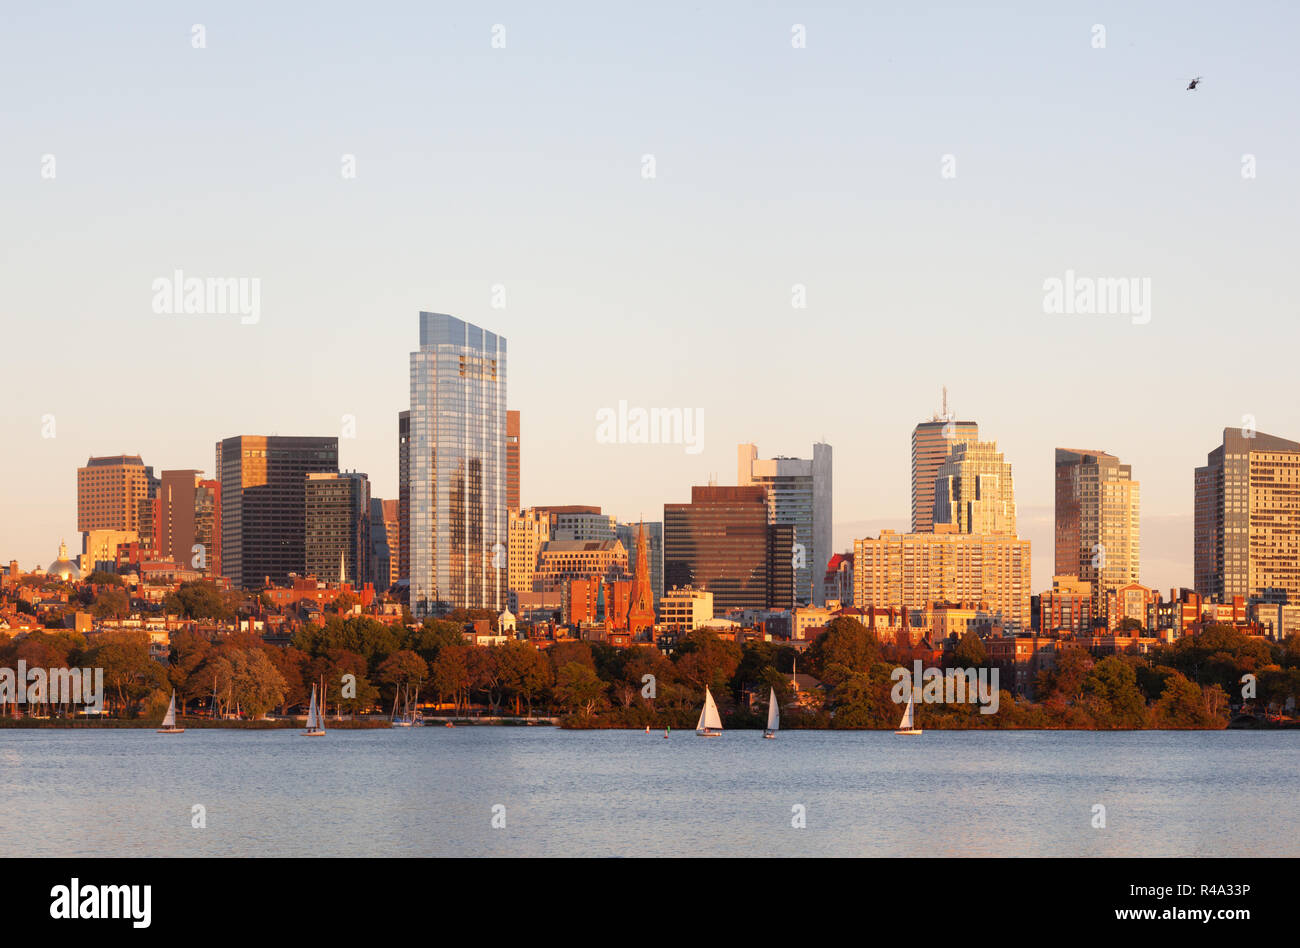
(626, 520), (655, 639)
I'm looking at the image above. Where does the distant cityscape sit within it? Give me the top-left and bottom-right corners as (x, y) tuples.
(4, 310), (1299, 716)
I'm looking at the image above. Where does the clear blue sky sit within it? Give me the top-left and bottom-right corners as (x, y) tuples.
(3, 1), (1298, 593)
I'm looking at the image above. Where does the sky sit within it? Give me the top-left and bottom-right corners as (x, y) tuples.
(2, 1), (1298, 594)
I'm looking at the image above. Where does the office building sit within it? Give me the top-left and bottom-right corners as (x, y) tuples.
(738, 441), (833, 605)
(911, 403), (979, 533)
(407, 312), (508, 616)
(305, 471), (370, 586)
(77, 455), (155, 535)
(1055, 448), (1140, 599)
(933, 440), (1017, 535)
(853, 529), (1032, 632)
(664, 485), (789, 613)
(216, 435), (339, 589)
(1194, 427), (1300, 604)
(507, 409), (520, 511)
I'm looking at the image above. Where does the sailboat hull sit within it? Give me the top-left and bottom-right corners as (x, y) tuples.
(763, 731), (776, 739)
(156, 727), (185, 734)
(696, 730), (722, 738)
(894, 729), (923, 735)
(301, 730), (326, 737)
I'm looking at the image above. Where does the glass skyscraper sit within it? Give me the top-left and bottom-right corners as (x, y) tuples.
(408, 312), (508, 616)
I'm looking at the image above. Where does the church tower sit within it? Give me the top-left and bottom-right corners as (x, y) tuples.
(626, 521), (656, 639)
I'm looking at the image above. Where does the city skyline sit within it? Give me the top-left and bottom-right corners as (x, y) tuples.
(5, 5), (1300, 596)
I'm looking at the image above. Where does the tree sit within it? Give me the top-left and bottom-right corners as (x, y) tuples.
(496, 641), (551, 716)
(430, 644), (470, 714)
(228, 648), (288, 718)
(555, 662), (607, 717)
(84, 631), (167, 717)
(949, 629), (989, 669)
(377, 650), (430, 708)
(1080, 656), (1147, 727)
(806, 617), (880, 684)
(91, 587), (130, 620)
(1150, 673), (1226, 728)
(165, 582), (237, 621)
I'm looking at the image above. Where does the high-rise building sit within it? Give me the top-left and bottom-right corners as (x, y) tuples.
(616, 520), (664, 610)
(664, 485), (787, 613)
(398, 410), (410, 583)
(1194, 427), (1300, 604)
(305, 471), (370, 586)
(853, 529), (1032, 632)
(738, 442), (833, 605)
(155, 469), (222, 575)
(911, 399), (979, 533)
(407, 312), (507, 616)
(508, 508), (556, 600)
(370, 498), (399, 590)
(216, 435), (339, 589)
(77, 455), (155, 535)
(506, 409), (520, 511)
(933, 440), (1017, 535)
(1054, 448), (1140, 599)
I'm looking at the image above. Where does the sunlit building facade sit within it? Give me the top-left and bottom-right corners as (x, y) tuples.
(408, 312), (508, 616)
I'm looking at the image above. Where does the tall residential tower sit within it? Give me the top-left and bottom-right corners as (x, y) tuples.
(407, 312), (508, 616)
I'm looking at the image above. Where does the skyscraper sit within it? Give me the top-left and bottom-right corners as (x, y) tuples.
(506, 409), (520, 512)
(911, 394), (979, 534)
(216, 435), (339, 589)
(407, 312), (507, 616)
(664, 485), (787, 613)
(1195, 427), (1300, 604)
(155, 469), (222, 574)
(738, 442), (833, 605)
(933, 440), (1017, 535)
(77, 455), (154, 535)
(305, 471), (370, 586)
(398, 410), (410, 583)
(1055, 448), (1140, 598)
(370, 498), (399, 589)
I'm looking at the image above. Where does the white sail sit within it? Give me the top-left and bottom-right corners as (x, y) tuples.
(697, 686), (723, 731)
(161, 692), (176, 728)
(305, 684), (319, 730)
(766, 687), (779, 732)
(898, 693), (914, 731)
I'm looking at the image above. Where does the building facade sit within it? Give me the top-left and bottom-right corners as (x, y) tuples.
(738, 442), (833, 605)
(506, 409), (520, 511)
(932, 440), (1017, 535)
(407, 312), (508, 616)
(1194, 427), (1300, 604)
(77, 455), (155, 535)
(1055, 448), (1140, 599)
(216, 435), (339, 589)
(305, 472), (371, 586)
(853, 529), (1032, 632)
(911, 418), (979, 534)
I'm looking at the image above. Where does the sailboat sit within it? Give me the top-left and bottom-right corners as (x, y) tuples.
(696, 686), (723, 738)
(895, 690), (922, 736)
(157, 691), (185, 734)
(391, 683), (412, 727)
(763, 686), (779, 739)
(302, 681), (326, 737)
